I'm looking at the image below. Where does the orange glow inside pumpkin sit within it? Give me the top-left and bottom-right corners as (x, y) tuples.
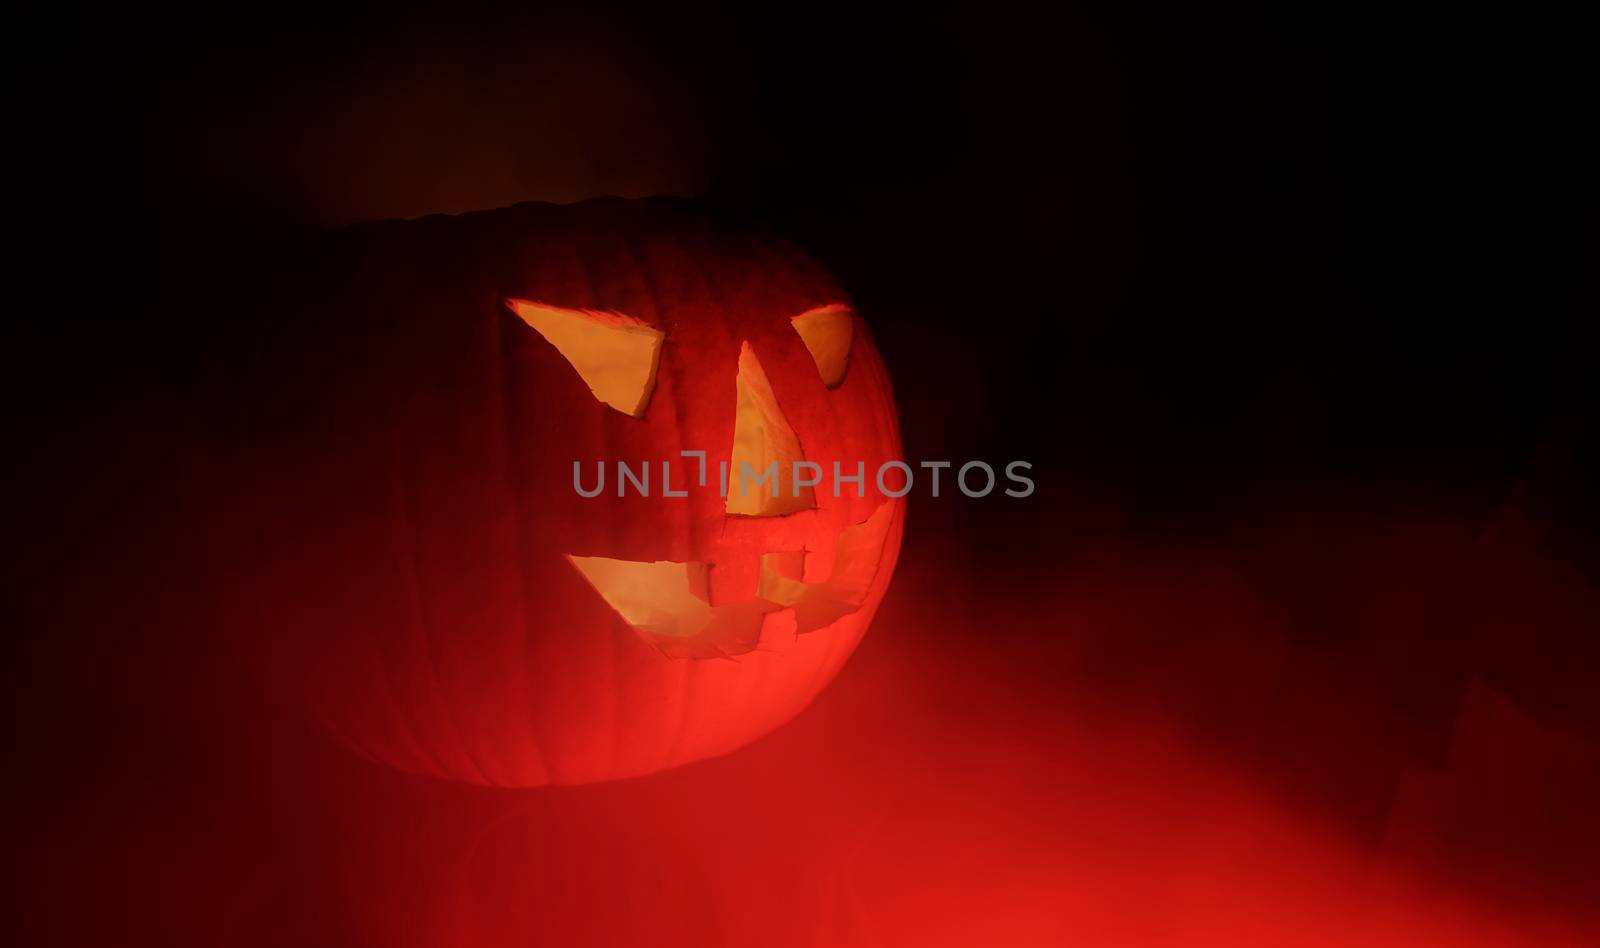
(790, 303), (855, 388)
(728, 342), (815, 517)
(565, 499), (895, 655)
(757, 499), (896, 633)
(506, 298), (664, 417)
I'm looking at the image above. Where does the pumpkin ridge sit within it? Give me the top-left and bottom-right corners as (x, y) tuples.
(492, 287), (557, 786)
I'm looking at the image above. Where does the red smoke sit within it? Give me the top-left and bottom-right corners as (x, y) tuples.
(33, 494), (1597, 946)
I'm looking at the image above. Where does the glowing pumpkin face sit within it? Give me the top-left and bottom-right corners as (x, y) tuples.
(244, 199), (904, 787)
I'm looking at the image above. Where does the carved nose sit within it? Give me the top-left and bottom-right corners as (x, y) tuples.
(726, 342), (815, 518)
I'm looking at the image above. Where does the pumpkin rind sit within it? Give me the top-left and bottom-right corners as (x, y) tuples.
(233, 198), (904, 786)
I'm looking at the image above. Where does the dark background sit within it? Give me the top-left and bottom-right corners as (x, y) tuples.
(11, 5), (1596, 944)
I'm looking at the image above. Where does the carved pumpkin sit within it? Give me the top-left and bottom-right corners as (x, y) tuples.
(237, 198), (904, 786)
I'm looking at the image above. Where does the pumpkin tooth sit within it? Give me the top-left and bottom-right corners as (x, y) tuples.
(567, 500), (896, 655)
(565, 555), (780, 657)
(756, 500), (896, 633)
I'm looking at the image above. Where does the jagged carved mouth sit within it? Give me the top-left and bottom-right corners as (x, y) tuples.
(567, 501), (895, 659)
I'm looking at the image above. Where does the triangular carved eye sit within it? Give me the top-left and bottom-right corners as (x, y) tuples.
(506, 299), (664, 417)
(790, 304), (855, 388)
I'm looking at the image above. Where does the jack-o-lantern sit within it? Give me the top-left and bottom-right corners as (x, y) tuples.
(234, 198), (904, 786)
